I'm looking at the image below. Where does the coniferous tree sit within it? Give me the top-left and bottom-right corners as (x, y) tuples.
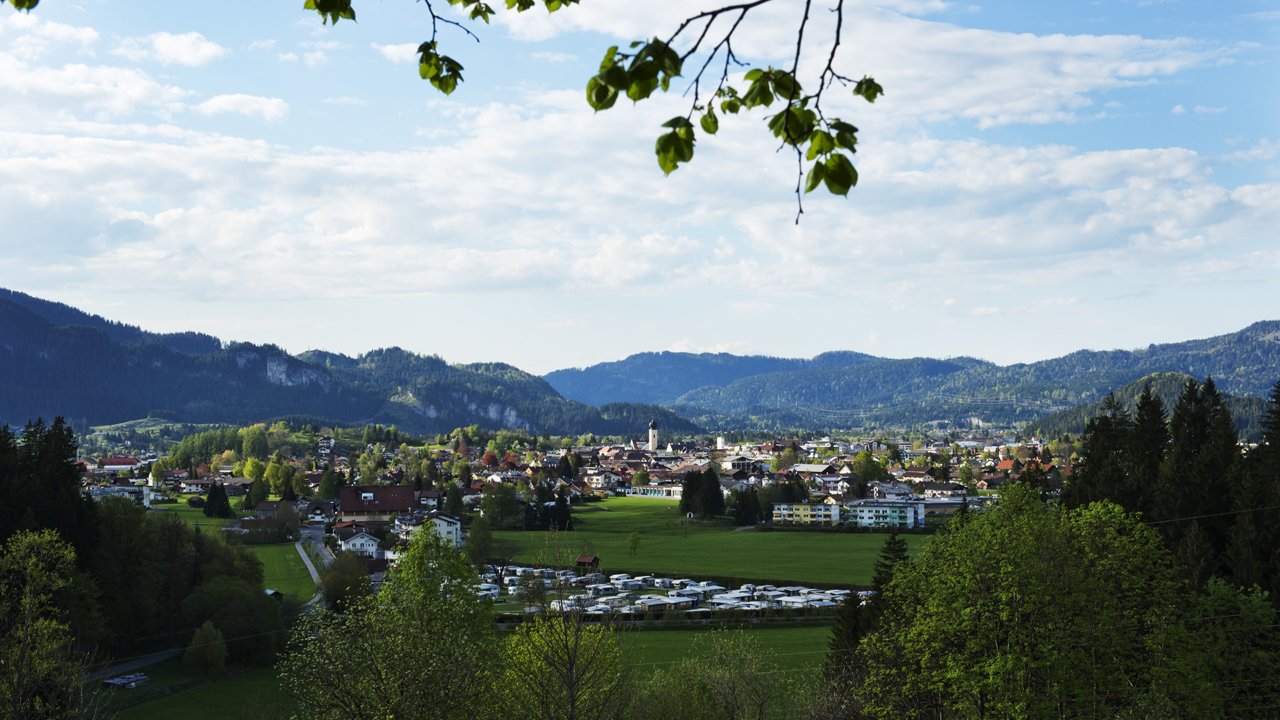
(556, 454), (574, 480)
(1126, 384), (1168, 514)
(318, 467), (339, 500)
(822, 532), (910, 717)
(1232, 380), (1280, 598)
(679, 470), (703, 517)
(444, 484), (464, 518)
(1065, 394), (1131, 508)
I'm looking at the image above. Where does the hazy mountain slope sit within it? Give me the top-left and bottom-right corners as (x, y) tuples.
(0, 290), (699, 436)
(0, 288), (221, 356)
(544, 351), (814, 405)
(546, 322), (1280, 429)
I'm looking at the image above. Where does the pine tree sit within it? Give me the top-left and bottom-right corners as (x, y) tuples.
(698, 468), (725, 518)
(1066, 394), (1131, 508)
(871, 532), (909, 592)
(822, 531), (910, 715)
(1126, 384), (1168, 514)
(679, 470), (703, 516)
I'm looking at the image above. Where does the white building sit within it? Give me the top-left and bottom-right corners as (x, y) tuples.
(848, 500), (925, 529)
(340, 531), (382, 558)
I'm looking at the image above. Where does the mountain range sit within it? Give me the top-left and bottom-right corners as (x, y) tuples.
(0, 289), (696, 437)
(2, 287), (1277, 438)
(545, 323), (1280, 435)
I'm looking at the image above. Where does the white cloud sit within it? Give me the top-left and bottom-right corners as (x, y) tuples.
(0, 52), (190, 118)
(497, 1), (1217, 130)
(668, 339), (749, 354)
(0, 12), (99, 60)
(193, 94), (289, 121)
(1229, 139), (1278, 162)
(1171, 104), (1186, 114)
(276, 52), (298, 63)
(322, 95), (367, 106)
(1193, 104), (1226, 114)
(531, 50), (577, 64)
(371, 42), (419, 64)
(112, 31), (229, 67)
(303, 51), (328, 69)
(249, 39), (276, 51)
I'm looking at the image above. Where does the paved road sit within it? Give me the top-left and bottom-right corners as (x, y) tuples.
(297, 523), (333, 608)
(87, 648), (181, 682)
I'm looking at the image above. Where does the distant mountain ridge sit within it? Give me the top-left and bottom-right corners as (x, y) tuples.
(544, 323), (1280, 431)
(0, 288), (221, 356)
(4, 287), (1276, 435)
(0, 289), (697, 436)
(1030, 372), (1269, 440)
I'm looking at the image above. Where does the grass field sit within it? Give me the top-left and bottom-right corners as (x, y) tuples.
(247, 543), (315, 601)
(112, 624), (828, 718)
(112, 661), (295, 720)
(149, 498), (234, 529)
(620, 624), (832, 676)
(493, 496), (927, 586)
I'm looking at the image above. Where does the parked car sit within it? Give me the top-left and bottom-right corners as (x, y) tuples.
(102, 673), (150, 689)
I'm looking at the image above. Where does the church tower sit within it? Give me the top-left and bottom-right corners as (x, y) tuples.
(648, 419), (658, 452)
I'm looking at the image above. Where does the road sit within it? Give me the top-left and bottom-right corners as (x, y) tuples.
(87, 648), (181, 682)
(296, 523), (333, 608)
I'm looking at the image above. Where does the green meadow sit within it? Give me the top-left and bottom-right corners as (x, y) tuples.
(112, 624), (831, 719)
(493, 496), (927, 586)
(247, 543), (316, 602)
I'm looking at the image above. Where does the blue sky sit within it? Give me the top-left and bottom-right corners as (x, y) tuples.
(0, 0), (1276, 374)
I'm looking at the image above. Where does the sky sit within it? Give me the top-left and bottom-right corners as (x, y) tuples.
(0, 0), (1276, 375)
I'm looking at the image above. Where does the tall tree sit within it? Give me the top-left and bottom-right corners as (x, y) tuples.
(822, 531), (910, 717)
(498, 614), (628, 720)
(280, 529), (494, 720)
(1125, 383), (1169, 513)
(0, 530), (103, 720)
(1065, 394), (1131, 508)
(855, 486), (1212, 719)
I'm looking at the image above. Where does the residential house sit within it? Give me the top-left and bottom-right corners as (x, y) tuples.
(340, 531), (382, 559)
(868, 481), (913, 500)
(771, 502), (841, 526)
(918, 482), (967, 498)
(338, 485), (417, 522)
(848, 499), (925, 528)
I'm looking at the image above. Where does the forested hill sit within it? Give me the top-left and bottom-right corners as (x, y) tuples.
(1031, 372), (1269, 440)
(546, 322), (1280, 430)
(0, 287), (221, 355)
(543, 351), (815, 406)
(0, 290), (697, 436)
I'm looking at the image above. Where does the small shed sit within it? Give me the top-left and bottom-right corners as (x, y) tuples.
(575, 554), (600, 569)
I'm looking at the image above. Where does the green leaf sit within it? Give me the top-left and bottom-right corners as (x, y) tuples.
(854, 76), (885, 103)
(772, 71), (800, 99)
(601, 65), (628, 90)
(600, 46), (619, 72)
(700, 111), (719, 135)
(655, 126), (694, 175)
(586, 76), (618, 111)
(661, 116), (693, 129)
(804, 163), (826, 193)
(806, 130), (835, 160)
(822, 153), (857, 196)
